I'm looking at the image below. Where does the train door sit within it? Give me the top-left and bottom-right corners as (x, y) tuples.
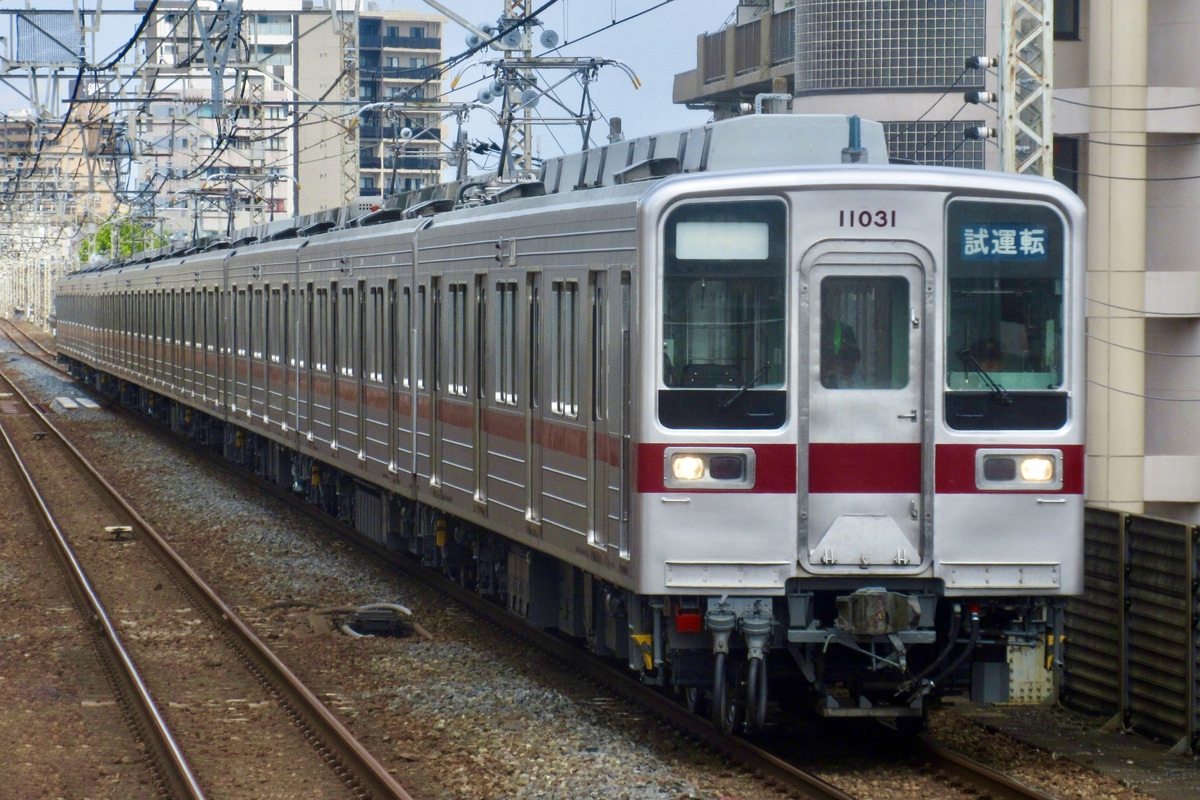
(328, 282), (340, 449)
(587, 269), (611, 551)
(233, 286), (249, 414)
(428, 276), (442, 487)
(803, 250), (930, 574)
(473, 274), (488, 506)
(340, 280), (365, 457)
(618, 271), (632, 558)
(297, 283), (312, 439)
(204, 288), (219, 407)
(386, 280), (399, 474)
(525, 272), (543, 527)
(251, 286), (266, 419)
(312, 284), (334, 445)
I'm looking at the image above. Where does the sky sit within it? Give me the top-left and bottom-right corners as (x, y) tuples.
(416, 0), (738, 150)
(0, 0), (738, 161)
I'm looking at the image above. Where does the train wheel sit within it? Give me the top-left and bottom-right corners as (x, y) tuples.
(682, 686), (705, 715)
(711, 653), (743, 735)
(745, 656), (767, 733)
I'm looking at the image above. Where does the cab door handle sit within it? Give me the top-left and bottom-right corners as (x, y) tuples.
(898, 409), (917, 421)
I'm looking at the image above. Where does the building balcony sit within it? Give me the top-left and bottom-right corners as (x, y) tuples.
(359, 35), (441, 52)
(673, 6), (795, 114)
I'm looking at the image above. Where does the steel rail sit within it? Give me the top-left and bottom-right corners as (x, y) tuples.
(0, 318), (57, 361)
(0, 353), (415, 800)
(913, 736), (1064, 800)
(227, 462), (858, 800)
(0, 368), (205, 800)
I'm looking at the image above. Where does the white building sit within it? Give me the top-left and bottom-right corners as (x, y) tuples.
(674, 1), (1200, 521)
(136, 0), (445, 235)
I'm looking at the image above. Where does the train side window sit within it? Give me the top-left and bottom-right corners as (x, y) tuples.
(253, 287), (265, 360)
(495, 281), (518, 405)
(314, 287), (328, 372)
(819, 277), (910, 390)
(448, 283), (468, 397)
(552, 280), (579, 418)
(416, 285), (427, 390)
(340, 285), (355, 378)
(368, 286), (385, 382)
(400, 286), (412, 388)
(475, 275), (486, 402)
(591, 273), (606, 422)
(270, 287), (284, 364)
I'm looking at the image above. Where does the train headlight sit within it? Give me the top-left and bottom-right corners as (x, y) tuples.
(671, 454), (706, 481)
(1019, 455), (1056, 483)
(664, 448), (755, 489)
(976, 449), (1062, 491)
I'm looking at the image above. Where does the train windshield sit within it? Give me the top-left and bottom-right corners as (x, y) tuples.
(659, 199), (787, 430)
(945, 200), (1067, 430)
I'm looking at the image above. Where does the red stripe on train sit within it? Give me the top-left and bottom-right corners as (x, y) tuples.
(808, 442), (922, 493)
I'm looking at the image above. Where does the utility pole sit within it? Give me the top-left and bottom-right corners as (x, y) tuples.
(999, 0), (1054, 176)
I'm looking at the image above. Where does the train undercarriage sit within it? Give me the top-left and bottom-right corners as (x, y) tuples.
(77, 367), (1066, 735)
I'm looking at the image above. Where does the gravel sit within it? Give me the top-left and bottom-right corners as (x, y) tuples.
(8, 326), (1194, 800)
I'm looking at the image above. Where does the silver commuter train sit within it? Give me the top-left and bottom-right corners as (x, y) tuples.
(56, 114), (1086, 732)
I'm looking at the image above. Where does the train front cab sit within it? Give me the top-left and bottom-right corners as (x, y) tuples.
(636, 170), (1085, 731)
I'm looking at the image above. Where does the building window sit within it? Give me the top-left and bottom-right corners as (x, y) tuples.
(1054, 0), (1080, 41)
(884, 120), (986, 170)
(1053, 136), (1079, 193)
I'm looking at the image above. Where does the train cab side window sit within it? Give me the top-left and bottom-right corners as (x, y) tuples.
(945, 200), (1067, 430)
(659, 199), (787, 430)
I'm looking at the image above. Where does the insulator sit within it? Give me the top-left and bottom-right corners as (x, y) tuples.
(964, 91), (996, 104)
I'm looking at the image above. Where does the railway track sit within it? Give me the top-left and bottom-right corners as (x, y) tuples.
(360, 533), (1066, 800)
(177, 391), (1069, 800)
(0, 316), (57, 363)
(2, 321), (1085, 800)
(0, 333), (414, 799)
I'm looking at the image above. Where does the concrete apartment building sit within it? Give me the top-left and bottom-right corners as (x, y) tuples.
(137, 0), (444, 236)
(673, 1), (1200, 522)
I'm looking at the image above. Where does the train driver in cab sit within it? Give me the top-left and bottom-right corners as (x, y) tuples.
(820, 317), (861, 388)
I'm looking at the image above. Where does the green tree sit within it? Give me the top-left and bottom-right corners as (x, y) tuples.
(78, 218), (168, 264)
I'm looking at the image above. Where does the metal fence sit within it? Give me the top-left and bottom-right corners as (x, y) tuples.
(1063, 507), (1199, 754)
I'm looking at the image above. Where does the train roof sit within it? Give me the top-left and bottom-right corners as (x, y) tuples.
(68, 114), (890, 276)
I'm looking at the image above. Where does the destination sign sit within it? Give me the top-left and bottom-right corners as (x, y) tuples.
(960, 224), (1048, 260)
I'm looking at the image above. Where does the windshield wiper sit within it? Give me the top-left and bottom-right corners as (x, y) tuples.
(958, 348), (1011, 405)
(719, 363), (771, 409)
